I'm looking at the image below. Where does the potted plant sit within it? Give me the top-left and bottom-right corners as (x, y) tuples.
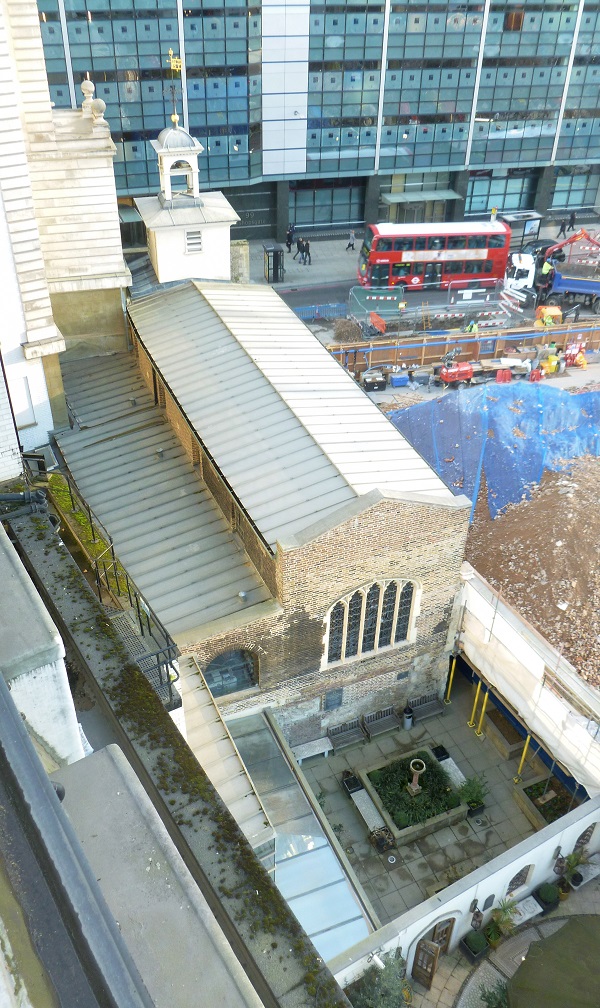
(459, 774), (490, 817)
(564, 848), (589, 889)
(459, 928), (488, 963)
(484, 897), (517, 947)
(484, 919), (503, 950)
(492, 897), (518, 935)
(533, 881), (560, 915)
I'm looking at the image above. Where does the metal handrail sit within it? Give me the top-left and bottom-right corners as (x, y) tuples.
(24, 459), (179, 701)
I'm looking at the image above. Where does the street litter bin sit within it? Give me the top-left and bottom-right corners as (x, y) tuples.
(403, 704), (413, 730)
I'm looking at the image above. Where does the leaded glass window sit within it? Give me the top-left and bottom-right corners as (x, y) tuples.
(345, 591), (363, 658)
(362, 584), (380, 652)
(395, 583), (414, 642)
(327, 602), (344, 663)
(378, 582), (398, 648)
(324, 580), (416, 666)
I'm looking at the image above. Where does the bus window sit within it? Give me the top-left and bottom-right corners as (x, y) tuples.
(443, 261), (464, 274)
(428, 236), (445, 250)
(465, 260), (484, 273)
(424, 263), (442, 284)
(392, 263), (411, 278)
(362, 228), (375, 252)
(488, 234), (507, 248)
(370, 263), (391, 286)
(393, 237), (414, 251)
(467, 235), (487, 249)
(412, 263), (425, 275)
(447, 235), (467, 249)
(415, 237), (427, 250)
(483, 259), (494, 272)
(376, 238), (393, 251)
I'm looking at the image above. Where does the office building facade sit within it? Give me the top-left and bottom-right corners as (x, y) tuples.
(38, 0), (600, 237)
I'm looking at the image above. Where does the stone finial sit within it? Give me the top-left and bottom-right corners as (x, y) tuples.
(91, 98), (107, 124)
(81, 78), (95, 116)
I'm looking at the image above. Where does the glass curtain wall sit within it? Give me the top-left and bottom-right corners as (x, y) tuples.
(557, 4), (600, 163)
(41, 0), (260, 193)
(470, 3), (576, 166)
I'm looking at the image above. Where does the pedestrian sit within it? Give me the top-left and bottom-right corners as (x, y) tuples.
(568, 210), (576, 231)
(293, 237), (304, 260)
(346, 229), (356, 251)
(557, 219), (567, 239)
(285, 226), (293, 253)
(303, 240), (311, 265)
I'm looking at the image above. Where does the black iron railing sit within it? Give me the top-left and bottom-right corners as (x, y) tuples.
(23, 459), (179, 706)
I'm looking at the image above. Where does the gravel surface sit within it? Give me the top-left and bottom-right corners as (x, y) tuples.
(466, 456), (600, 688)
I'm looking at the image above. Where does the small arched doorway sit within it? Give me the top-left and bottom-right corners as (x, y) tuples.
(411, 918), (456, 989)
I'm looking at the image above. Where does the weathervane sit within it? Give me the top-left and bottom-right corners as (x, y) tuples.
(166, 50), (182, 126)
(167, 48), (182, 73)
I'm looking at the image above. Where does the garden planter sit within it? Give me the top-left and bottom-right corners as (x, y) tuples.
(459, 934), (488, 964)
(533, 885), (560, 915)
(569, 871), (584, 889)
(467, 802), (485, 818)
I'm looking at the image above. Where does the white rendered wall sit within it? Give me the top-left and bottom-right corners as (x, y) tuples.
(0, 525), (84, 766)
(261, 0), (309, 176)
(331, 796), (600, 980)
(0, 185), (54, 454)
(459, 563), (600, 796)
(10, 662), (85, 767)
(153, 223), (232, 283)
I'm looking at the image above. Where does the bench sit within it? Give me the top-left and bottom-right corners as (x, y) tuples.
(291, 737), (332, 764)
(362, 706), (401, 740)
(409, 693), (445, 722)
(328, 718), (366, 752)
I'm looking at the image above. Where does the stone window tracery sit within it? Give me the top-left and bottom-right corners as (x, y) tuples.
(325, 580), (415, 665)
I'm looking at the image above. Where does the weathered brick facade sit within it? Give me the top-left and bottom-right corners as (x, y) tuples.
(130, 324), (469, 742)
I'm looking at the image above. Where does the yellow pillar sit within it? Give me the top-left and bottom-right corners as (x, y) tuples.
(513, 734), (531, 783)
(467, 679), (481, 728)
(444, 655), (457, 705)
(475, 689), (489, 737)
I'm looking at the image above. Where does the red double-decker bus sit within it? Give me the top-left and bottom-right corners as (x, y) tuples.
(357, 221), (512, 291)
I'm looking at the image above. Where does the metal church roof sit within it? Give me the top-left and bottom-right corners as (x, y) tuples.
(128, 282), (456, 548)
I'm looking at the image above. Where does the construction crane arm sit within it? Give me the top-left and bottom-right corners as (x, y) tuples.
(543, 228), (600, 260)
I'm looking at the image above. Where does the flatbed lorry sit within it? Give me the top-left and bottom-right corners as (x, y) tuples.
(505, 228), (600, 312)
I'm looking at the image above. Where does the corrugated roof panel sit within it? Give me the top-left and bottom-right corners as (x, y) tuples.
(128, 283), (455, 547)
(56, 354), (271, 639)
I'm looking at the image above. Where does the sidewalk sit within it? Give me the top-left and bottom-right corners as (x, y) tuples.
(247, 235), (360, 289)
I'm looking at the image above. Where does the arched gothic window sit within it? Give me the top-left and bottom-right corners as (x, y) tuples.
(325, 580), (415, 665)
(204, 649), (257, 697)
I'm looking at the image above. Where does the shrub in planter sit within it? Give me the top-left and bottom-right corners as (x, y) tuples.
(533, 881), (560, 914)
(484, 920), (503, 949)
(459, 774), (490, 816)
(459, 928), (488, 963)
(490, 897), (518, 937)
(564, 848), (589, 888)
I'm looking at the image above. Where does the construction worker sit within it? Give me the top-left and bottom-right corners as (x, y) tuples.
(464, 318), (479, 334)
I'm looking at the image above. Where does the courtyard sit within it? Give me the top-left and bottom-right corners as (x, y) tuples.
(296, 676), (540, 927)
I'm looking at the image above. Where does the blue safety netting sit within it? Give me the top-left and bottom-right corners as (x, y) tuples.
(390, 383), (600, 519)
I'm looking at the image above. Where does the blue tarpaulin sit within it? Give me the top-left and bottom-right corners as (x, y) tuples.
(390, 383), (600, 519)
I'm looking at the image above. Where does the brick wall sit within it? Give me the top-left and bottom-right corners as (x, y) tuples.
(186, 497), (468, 741)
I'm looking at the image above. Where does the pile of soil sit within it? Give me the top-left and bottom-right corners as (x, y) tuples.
(466, 456), (600, 688)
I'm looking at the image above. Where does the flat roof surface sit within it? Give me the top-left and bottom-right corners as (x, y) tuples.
(56, 353), (271, 638)
(52, 746), (265, 1008)
(128, 282), (454, 548)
